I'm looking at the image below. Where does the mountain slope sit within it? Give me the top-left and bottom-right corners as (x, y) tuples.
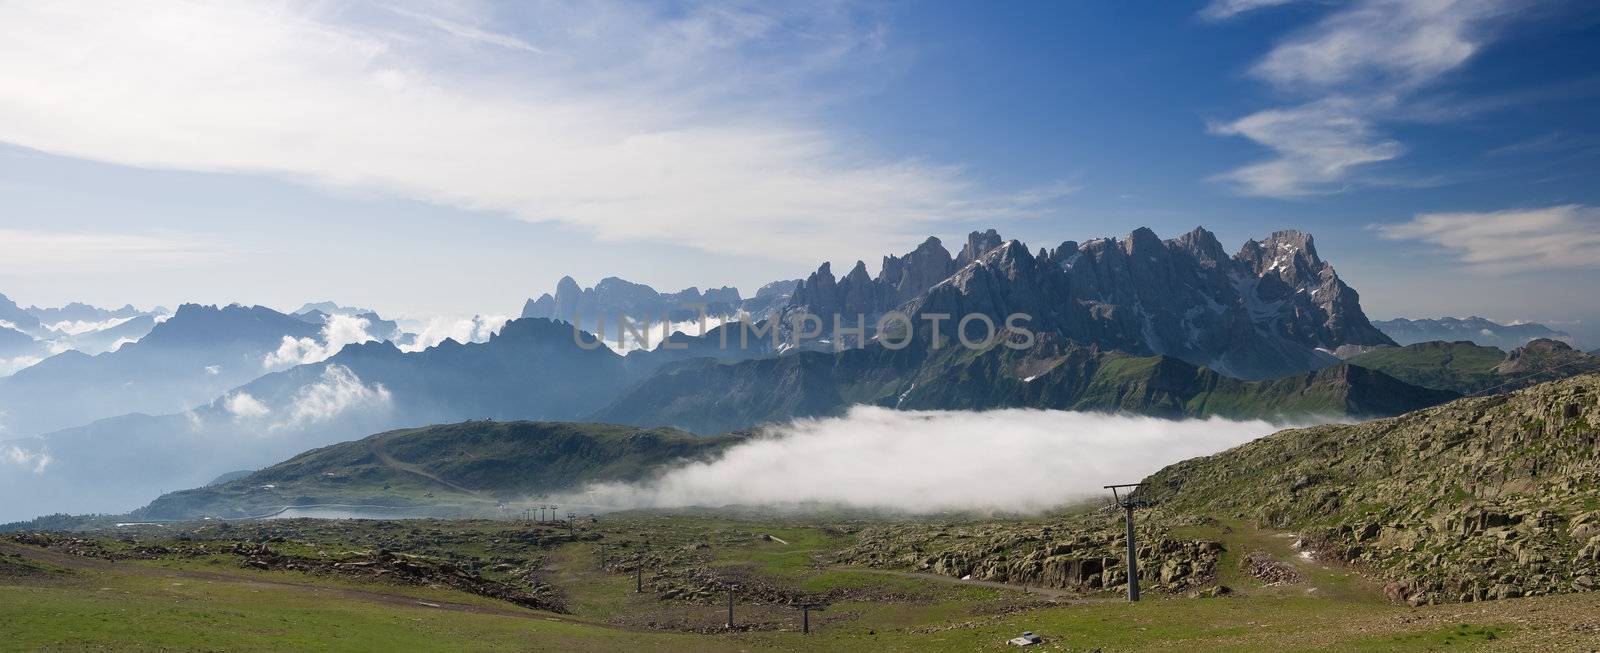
(1139, 374), (1600, 604)
(0, 292), (43, 334)
(594, 339), (1457, 433)
(1349, 339), (1600, 395)
(136, 421), (744, 520)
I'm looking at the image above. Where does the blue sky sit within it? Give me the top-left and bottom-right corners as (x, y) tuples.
(0, 1), (1597, 341)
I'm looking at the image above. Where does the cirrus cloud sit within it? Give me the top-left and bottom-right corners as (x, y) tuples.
(1376, 204), (1600, 273)
(1209, 0), (1524, 197)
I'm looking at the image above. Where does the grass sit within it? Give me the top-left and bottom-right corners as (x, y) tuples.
(4, 513), (1597, 652)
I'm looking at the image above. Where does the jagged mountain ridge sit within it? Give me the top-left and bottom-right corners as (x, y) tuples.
(780, 226), (1392, 380)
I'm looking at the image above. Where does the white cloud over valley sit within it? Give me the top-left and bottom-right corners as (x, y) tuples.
(553, 407), (1288, 514)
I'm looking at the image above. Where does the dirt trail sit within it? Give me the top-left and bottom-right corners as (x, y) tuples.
(0, 541), (562, 622)
(829, 566), (1119, 602)
(365, 435), (486, 498)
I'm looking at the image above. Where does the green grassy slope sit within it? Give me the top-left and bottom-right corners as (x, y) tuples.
(135, 421), (745, 520)
(6, 513), (1599, 651)
(1347, 341), (1506, 394)
(597, 341), (1458, 433)
(1140, 374), (1600, 605)
(1348, 339), (1600, 396)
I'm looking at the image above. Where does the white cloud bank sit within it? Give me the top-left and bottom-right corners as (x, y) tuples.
(264, 314), (380, 369)
(554, 407), (1287, 514)
(0, 2), (1062, 264)
(1377, 204), (1600, 273)
(399, 315), (508, 353)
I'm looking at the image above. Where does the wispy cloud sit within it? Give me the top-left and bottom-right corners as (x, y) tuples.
(1209, 99), (1403, 197)
(224, 392), (271, 420)
(0, 229), (221, 274)
(1210, 0), (1522, 197)
(0, 2), (1048, 264)
(277, 364), (392, 430)
(1376, 204), (1600, 273)
(1199, 0), (1301, 22)
(2, 444), (51, 475)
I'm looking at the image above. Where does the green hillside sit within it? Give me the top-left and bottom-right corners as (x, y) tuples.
(1139, 373), (1600, 605)
(1346, 341), (1506, 394)
(1348, 338), (1600, 396)
(136, 421), (745, 520)
(596, 341), (1459, 433)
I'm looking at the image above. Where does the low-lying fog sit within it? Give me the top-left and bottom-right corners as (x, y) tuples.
(553, 406), (1295, 514)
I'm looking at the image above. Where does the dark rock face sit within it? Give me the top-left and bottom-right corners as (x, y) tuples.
(891, 227), (1393, 380)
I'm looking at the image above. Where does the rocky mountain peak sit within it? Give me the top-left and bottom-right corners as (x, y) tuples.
(1496, 338), (1599, 378)
(1173, 226), (1228, 265)
(956, 229), (1004, 266)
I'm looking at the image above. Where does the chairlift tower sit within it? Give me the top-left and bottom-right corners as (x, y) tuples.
(794, 602), (827, 635)
(1104, 483), (1147, 602)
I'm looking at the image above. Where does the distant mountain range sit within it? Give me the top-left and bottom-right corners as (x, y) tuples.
(0, 304), (324, 438)
(521, 276), (798, 340)
(5, 225), (1597, 522)
(0, 294), (172, 376)
(1371, 316), (1573, 351)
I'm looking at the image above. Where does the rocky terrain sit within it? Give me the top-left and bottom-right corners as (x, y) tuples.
(1140, 374), (1600, 605)
(836, 511), (1226, 596)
